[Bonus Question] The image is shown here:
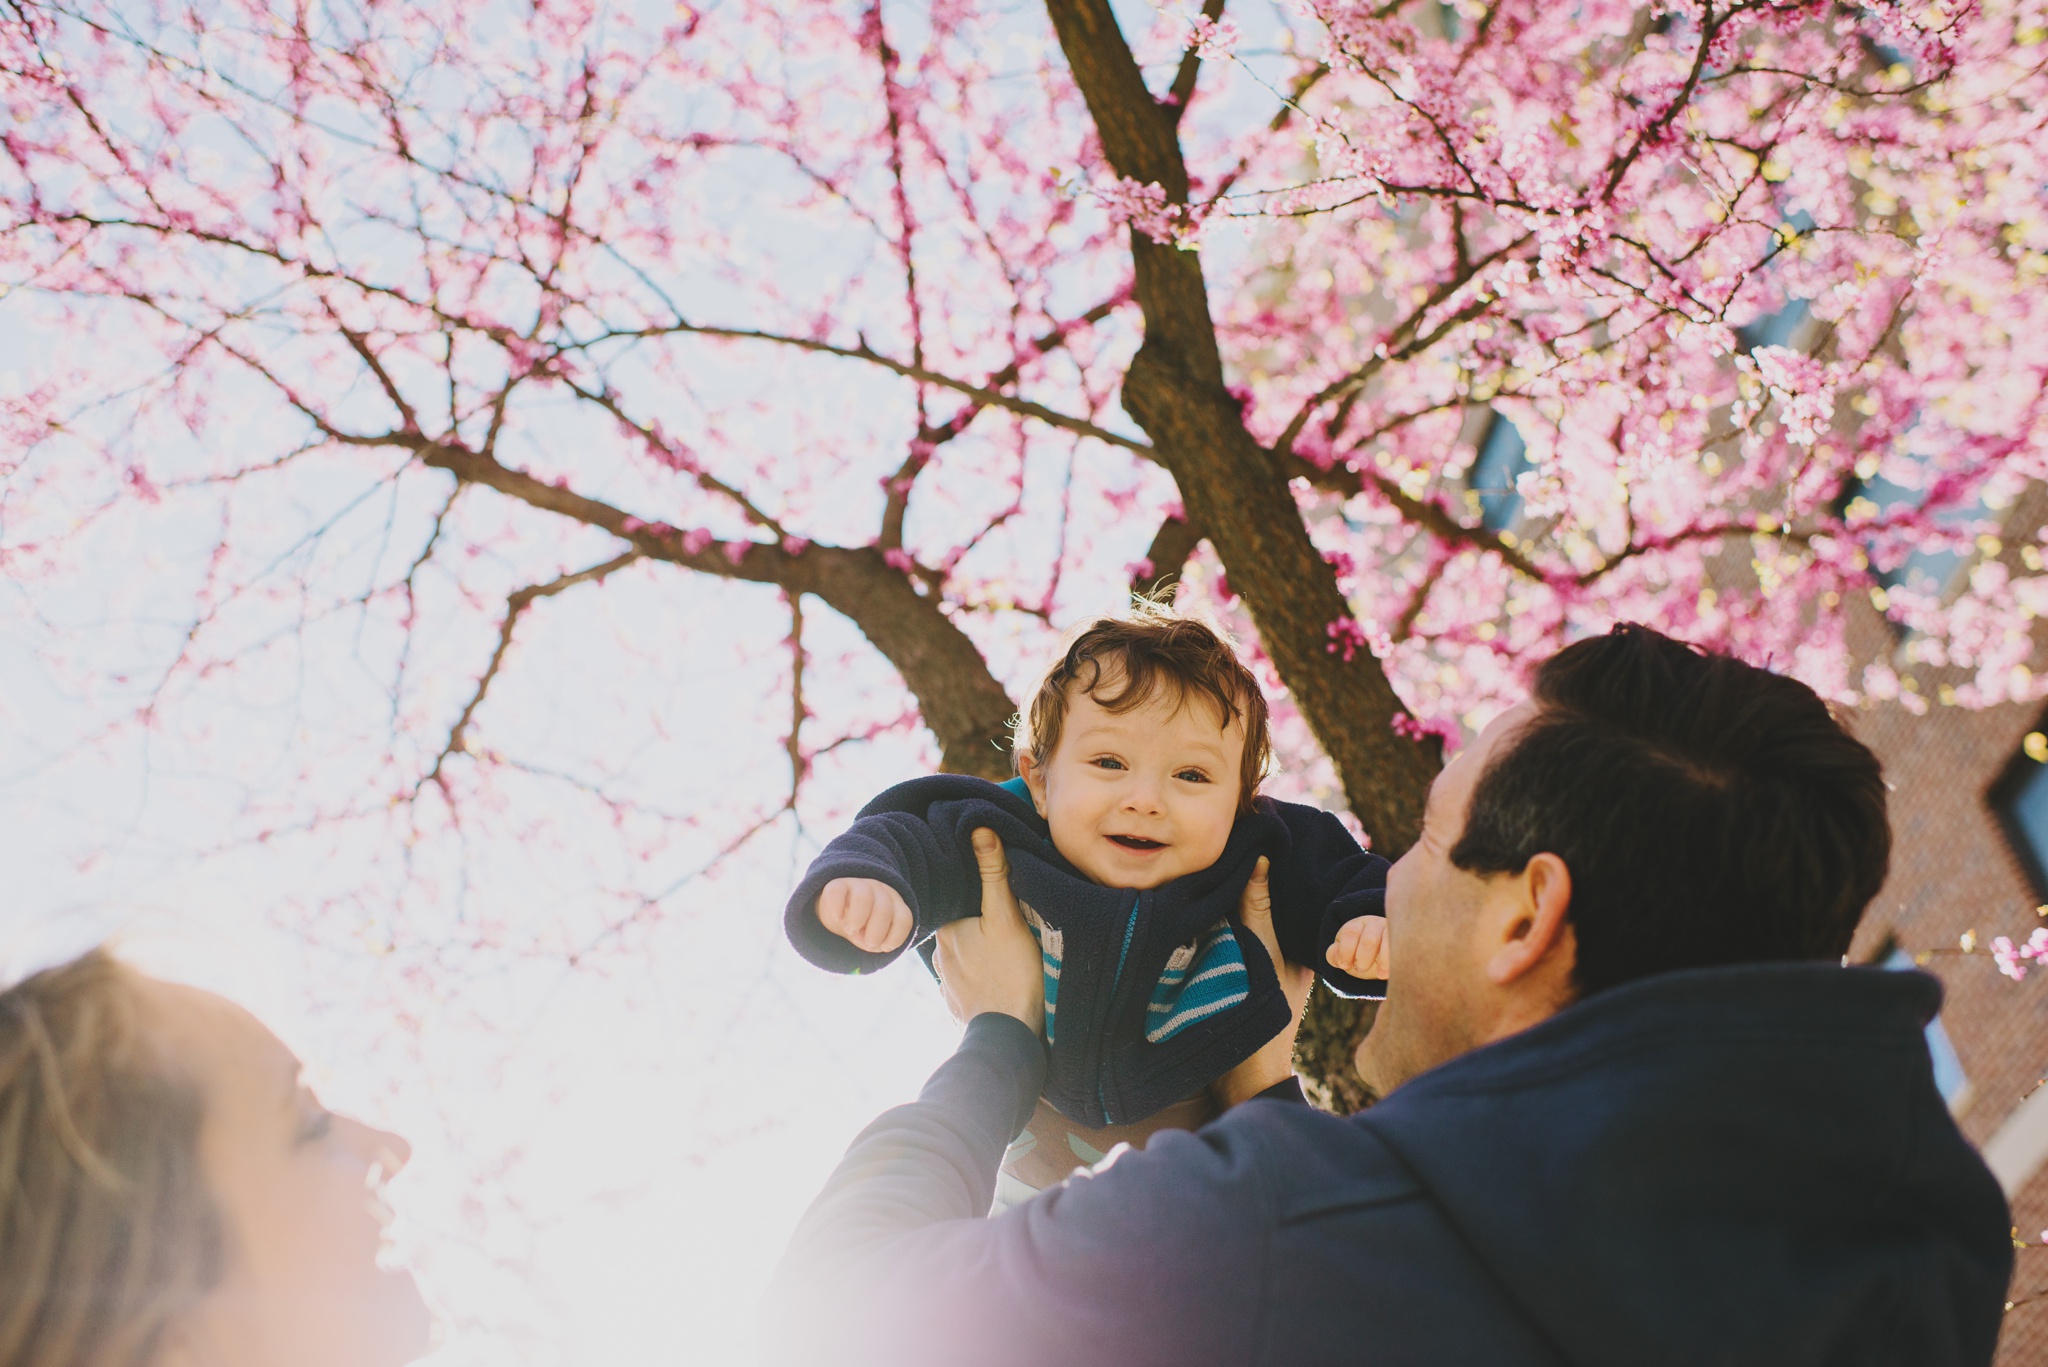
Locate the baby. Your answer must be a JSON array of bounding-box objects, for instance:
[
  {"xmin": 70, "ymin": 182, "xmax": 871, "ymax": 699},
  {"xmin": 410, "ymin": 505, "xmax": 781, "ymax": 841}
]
[{"xmin": 784, "ymin": 604, "xmax": 1392, "ymax": 1188}]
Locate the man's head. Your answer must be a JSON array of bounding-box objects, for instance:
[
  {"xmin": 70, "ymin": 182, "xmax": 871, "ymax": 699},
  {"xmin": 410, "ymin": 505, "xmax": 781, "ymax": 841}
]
[
  {"xmin": 1357, "ymin": 623, "xmax": 1891, "ymax": 1095},
  {"xmin": 1016, "ymin": 603, "xmax": 1271, "ymax": 889}
]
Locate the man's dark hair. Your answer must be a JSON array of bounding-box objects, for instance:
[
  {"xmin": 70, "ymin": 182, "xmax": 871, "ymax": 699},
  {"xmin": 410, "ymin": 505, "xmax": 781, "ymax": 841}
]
[{"xmin": 1451, "ymin": 623, "xmax": 1890, "ymax": 996}]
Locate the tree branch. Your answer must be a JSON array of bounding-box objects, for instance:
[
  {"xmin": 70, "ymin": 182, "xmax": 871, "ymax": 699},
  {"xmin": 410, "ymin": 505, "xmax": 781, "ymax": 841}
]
[
  {"xmin": 52, "ymin": 211, "xmax": 1144, "ymax": 460},
  {"xmin": 1131, "ymin": 511, "xmax": 1204, "ymax": 601},
  {"xmin": 392, "ymin": 435, "xmax": 1017, "ymax": 778},
  {"xmin": 555, "ymin": 375, "xmax": 789, "ymax": 536},
  {"xmin": 884, "ymin": 295, "xmax": 1128, "ymax": 547},
  {"xmin": 1041, "ymin": 0, "xmax": 1451, "ymax": 1112},
  {"xmin": 1392, "ymin": 541, "xmax": 1453, "ymax": 642},
  {"xmin": 600, "ymin": 320, "xmax": 1152, "ymax": 455},
  {"xmin": 1164, "ymin": 0, "xmax": 1228, "ymax": 122},
  {"xmin": 422, "ymin": 551, "xmax": 642, "ymax": 796},
  {"xmin": 785, "ymin": 590, "xmax": 809, "ymax": 800},
  {"xmin": 1044, "ymin": 0, "xmax": 1439, "ymax": 859},
  {"xmin": 1273, "ymin": 232, "xmax": 1532, "ymax": 458},
  {"xmin": 1348, "ymin": 463, "xmax": 1547, "ymax": 579}
]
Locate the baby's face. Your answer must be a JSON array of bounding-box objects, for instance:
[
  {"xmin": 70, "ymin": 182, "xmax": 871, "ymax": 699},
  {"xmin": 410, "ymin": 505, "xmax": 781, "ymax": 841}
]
[{"xmin": 1020, "ymin": 679, "xmax": 1245, "ymax": 890}]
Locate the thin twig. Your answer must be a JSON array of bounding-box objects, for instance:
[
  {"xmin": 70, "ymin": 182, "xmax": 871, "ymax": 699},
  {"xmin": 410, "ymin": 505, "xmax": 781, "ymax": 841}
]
[
  {"xmin": 421, "ymin": 551, "xmax": 642, "ymax": 796},
  {"xmin": 785, "ymin": 591, "xmax": 807, "ymax": 802}
]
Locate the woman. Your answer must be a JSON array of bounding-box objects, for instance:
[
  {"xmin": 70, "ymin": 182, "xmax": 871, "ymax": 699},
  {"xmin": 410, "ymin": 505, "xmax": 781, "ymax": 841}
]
[{"xmin": 0, "ymin": 948, "xmax": 432, "ymax": 1367}]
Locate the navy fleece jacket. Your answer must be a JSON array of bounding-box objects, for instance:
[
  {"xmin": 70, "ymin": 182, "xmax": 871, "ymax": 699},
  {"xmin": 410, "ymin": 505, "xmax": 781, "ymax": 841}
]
[
  {"xmin": 785, "ymin": 775, "xmax": 1389, "ymax": 1126},
  {"xmin": 765, "ymin": 963, "xmax": 2012, "ymax": 1367}
]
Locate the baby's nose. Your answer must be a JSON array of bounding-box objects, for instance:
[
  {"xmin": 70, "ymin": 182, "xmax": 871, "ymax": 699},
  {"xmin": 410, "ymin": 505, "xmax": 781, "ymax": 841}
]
[{"xmin": 1121, "ymin": 775, "xmax": 1164, "ymax": 811}]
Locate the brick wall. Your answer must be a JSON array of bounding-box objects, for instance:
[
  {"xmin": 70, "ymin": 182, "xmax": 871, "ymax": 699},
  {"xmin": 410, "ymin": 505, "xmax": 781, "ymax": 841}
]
[{"xmin": 1844, "ymin": 630, "xmax": 2048, "ymax": 1361}]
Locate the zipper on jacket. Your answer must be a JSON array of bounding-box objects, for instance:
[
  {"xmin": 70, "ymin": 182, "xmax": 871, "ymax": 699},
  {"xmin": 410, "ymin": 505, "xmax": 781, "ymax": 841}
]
[{"xmin": 1097, "ymin": 890, "xmax": 1142, "ymax": 1125}]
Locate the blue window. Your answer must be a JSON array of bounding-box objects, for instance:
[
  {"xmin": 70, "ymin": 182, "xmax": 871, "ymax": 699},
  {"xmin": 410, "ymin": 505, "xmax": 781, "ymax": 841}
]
[
  {"xmin": 1736, "ymin": 297, "xmax": 1811, "ymax": 353},
  {"xmin": 1468, "ymin": 412, "xmax": 1531, "ymax": 532},
  {"xmin": 1734, "ymin": 212, "xmax": 1816, "ymax": 353},
  {"xmin": 1841, "ymin": 451, "xmax": 1969, "ymax": 598},
  {"xmin": 1996, "ymin": 731, "xmax": 2048, "ymax": 897},
  {"xmin": 1884, "ymin": 947, "xmax": 1972, "ymax": 1111}
]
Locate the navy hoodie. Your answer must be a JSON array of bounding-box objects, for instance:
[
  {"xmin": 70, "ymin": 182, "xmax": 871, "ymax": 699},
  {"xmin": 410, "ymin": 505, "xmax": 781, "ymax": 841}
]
[
  {"xmin": 765, "ymin": 963, "xmax": 2012, "ymax": 1367},
  {"xmin": 785, "ymin": 775, "xmax": 1390, "ymax": 1125}
]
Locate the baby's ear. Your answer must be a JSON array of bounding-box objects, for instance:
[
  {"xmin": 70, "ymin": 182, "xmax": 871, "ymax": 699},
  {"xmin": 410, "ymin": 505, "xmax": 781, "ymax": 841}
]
[{"xmin": 1016, "ymin": 751, "xmax": 1051, "ymax": 818}]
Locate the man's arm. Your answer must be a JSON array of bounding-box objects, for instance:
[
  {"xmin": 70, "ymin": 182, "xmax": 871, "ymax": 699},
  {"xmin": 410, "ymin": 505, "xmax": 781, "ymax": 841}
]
[
  {"xmin": 775, "ymin": 1011, "xmax": 1046, "ymax": 1269},
  {"xmin": 764, "ymin": 830, "xmax": 1281, "ymax": 1367},
  {"xmin": 763, "ymin": 1033, "xmax": 1279, "ymax": 1367},
  {"xmin": 785, "ymin": 843, "xmax": 1308, "ymax": 1259},
  {"xmin": 781, "ymin": 826, "xmax": 1050, "ymax": 1275}
]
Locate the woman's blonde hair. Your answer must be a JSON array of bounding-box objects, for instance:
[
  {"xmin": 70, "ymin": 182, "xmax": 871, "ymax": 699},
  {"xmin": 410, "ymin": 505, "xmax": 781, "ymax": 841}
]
[{"xmin": 0, "ymin": 949, "xmax": 224, "ymax": 1367}]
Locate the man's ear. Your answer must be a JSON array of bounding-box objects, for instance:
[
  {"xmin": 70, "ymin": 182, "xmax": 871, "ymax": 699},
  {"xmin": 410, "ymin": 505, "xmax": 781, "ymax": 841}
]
[
  {"xmin": 1484, "ymin": 852, "xmax": 1575, "ymax": 988},
  {"xmin": 1016, "ymin": 751, "xmax": 1051, "ymax": 819}
]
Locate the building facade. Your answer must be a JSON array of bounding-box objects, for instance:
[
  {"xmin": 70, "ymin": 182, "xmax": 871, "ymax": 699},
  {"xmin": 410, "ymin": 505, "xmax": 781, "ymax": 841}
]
[{"xmin": 1845, "ymin": 604, "xmax": 2048, "ymax": 1362}]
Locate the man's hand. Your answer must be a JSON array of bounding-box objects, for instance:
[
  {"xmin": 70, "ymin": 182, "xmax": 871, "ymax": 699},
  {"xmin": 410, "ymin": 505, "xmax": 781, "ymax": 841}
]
[
  {"xmin": 1213, "ymin": 857, "xmax": 1316, "ymax": 1109},
  {"xmin": 1326, "ymin": 914, "xmax": 1391, "ymax": 981},
  {"xmin": 932, "ymin": 829, "xmax": 1046, "ymax": 1035},
  {"xmin": 817, "ymin": 877, "xmax": 915, "ymax": 954}
]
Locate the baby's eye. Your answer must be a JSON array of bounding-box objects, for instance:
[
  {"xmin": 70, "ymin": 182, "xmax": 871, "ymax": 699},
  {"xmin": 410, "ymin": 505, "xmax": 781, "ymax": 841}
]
[
  {"xmin": 1090, "ymin": 756, "xmax": 1127, "ymax": 771},
  {"xmin": 1174, "ymin": 768, "xmax": 1211, "ymax": 784}
]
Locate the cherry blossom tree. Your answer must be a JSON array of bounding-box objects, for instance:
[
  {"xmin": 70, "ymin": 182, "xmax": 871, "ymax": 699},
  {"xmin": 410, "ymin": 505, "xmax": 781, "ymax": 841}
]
[{"xmin": 4, "ymin": 0, "xmax": 2047, "ymax": 1109}]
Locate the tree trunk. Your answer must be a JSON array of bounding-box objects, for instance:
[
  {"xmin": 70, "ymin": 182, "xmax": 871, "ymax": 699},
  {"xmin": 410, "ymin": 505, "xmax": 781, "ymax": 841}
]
[{"xmin": 1040, "ymin": 0, "xmax": 1441, "ymax": 1106}]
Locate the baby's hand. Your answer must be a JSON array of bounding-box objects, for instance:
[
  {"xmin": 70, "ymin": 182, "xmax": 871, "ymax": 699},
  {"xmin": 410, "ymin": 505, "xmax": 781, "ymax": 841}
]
[
  {"xmin": 1326, "ymin": 914, "xmax": 1391, "ymax": 981},
  {"xmin": 818, "ymin": 877, "xmax": 914, "ymax": 954}
]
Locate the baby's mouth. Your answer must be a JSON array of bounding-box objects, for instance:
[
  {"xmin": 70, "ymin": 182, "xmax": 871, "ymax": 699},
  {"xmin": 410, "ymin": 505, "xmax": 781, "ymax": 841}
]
[{"xmin": 1107, "ymin": 834, "xmax": 1166, "ymax": 851}]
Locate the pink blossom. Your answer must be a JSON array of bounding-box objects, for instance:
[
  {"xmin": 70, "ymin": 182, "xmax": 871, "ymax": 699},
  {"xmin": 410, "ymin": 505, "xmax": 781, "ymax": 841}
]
[
  {"xmin": 1743, "ymin": 348, "xmax": 1839, "ymax": 448},
  {"xmin": 1184, "ymin": 14, "xmax": 1240, "ymax": 62},
  {"xmin": 1326, "ymin": 616, "xmax": 1370, "ymax": 662},
  {"xmin": 4, "ymin": 0, "xmax": 2048, "ymax": 1143},
  {"xmin": 1391, "ymin": 712, "xmax": 1461, "ymax": 755},
  {"xmin": 1991, "ymin": 929, "xmax": 2048, "ymax": 981},
  {"xmin": 1096, "ymin": 177, "xmax": 1208, "ymax": 248}
]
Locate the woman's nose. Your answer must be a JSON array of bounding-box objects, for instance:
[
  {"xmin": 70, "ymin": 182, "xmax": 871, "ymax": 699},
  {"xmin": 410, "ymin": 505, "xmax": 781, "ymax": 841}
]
[{"xmin": 378, "ymin": 1128, "xmax": 413, "ymax": 1175}]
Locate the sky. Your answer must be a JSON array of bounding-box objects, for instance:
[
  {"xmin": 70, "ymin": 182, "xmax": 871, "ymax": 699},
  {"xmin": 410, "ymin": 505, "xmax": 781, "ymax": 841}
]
[
  {"xmin": 0, "ymin": 1, "xmax": 1322, "ymax": 1359},
  {"xmin": 0, "ymin": 552, "xmax": 971, "ymax": 1364}
]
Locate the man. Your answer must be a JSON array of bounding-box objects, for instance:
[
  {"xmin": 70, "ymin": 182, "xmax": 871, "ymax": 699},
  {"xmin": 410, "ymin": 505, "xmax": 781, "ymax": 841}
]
[{"xmin": 765, "ymin": 625, "xmax": 2013, "ymax": 1366}]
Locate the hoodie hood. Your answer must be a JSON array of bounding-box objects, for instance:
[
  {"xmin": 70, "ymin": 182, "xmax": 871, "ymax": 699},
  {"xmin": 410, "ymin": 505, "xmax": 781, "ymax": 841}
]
[{"xmin": 1360, "ymin": 962, "xmax": 2012, "ymax": 1367}]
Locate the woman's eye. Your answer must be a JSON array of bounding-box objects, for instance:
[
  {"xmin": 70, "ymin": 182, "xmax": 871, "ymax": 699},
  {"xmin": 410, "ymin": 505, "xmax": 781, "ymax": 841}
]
[{"xmin": 296, "ymin": 1106, "xmax": 334, "ymax": 1145}]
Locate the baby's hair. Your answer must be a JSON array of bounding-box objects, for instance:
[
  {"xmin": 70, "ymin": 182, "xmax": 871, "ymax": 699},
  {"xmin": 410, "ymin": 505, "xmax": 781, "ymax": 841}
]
[{"xmin": 1017, "ymin": 599, "xmax": 1272, "ymax": 811}]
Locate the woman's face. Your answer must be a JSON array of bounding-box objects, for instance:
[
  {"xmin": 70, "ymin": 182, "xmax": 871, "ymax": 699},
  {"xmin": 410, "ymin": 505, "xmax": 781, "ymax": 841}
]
[{"xmin": 142, "ymin": 980, "xmax": 434, "ymax": 1367}]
